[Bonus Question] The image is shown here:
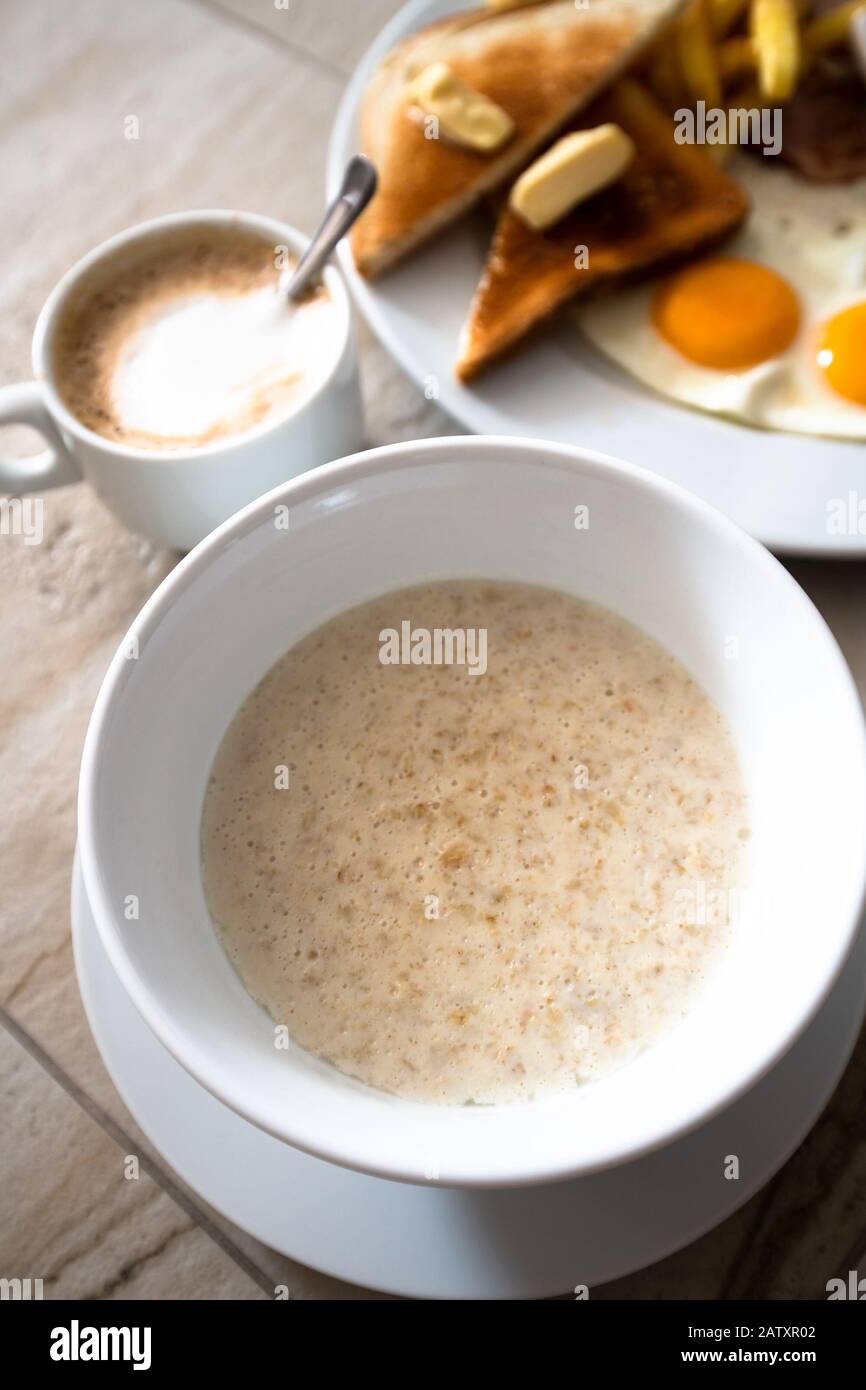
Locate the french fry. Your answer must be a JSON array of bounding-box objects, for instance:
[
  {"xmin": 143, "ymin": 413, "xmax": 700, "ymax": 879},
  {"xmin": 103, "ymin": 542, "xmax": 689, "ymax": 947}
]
[
  {"xmin": 646, "ymin": 43, "xmax": 685, "ymax": 109},
  {"xmin": 709, "ymin": 0, "xmax": 750, "ymax": 38},
  {"xmin": 750, "ymin": 0, "xmax": 801, "ymax": 101},
  {"xmin": 717, "ymin": 34, "xmax": 758, "ymax": 83},
  {"xmin": 804, "ymin": 0, "xmax": 866, "ymax": 55},
  {"xmin": 677, "ymin": 0, "xmax": 723, "ymax": 105},
  {"xmin": 853, "ymin": 7, "xmax": 866, "ymax": 77}
]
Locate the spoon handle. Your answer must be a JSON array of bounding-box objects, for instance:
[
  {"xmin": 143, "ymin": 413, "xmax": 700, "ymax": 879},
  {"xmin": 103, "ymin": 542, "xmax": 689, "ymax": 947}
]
[{"xmin": 283, "ymin": 155, "xmax": 378, "ymax": 301}]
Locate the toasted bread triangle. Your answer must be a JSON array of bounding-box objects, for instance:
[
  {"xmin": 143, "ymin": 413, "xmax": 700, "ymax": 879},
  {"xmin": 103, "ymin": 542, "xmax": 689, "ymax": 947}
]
[
  {"xmin": 352, "ymin": 0, "xmax": 685, "ymax": 279},
  {"xmin": 456, "ymin": 81, "xmax": 751, "ymax": 380}
]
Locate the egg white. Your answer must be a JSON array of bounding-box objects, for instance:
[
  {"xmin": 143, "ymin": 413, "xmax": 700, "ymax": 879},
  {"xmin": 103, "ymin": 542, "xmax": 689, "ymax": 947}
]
[{"xmin": 576, "ymin": 153, "xmax": 866, "ymax": 440}]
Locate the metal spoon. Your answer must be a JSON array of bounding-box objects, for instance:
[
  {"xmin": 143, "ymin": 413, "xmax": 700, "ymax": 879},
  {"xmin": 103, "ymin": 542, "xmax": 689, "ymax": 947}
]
[{"xmin": 281, "ymin": 155, "xmax": 378, "ymax": 301}]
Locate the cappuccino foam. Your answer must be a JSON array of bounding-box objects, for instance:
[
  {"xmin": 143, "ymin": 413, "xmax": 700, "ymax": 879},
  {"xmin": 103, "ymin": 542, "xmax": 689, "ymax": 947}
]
[{"xmin": 54, "ymin": 227, "xmax": 338, "ymax": 451}]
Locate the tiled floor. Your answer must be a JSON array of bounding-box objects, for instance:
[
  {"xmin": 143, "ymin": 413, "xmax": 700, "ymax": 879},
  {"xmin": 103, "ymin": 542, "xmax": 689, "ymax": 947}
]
[{"xmin": 1, "ymin": 0, "xmax": 865, "ymax": 1299}]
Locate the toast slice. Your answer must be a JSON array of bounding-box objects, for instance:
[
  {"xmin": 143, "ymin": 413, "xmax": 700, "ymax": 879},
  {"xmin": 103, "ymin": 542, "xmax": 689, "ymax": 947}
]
[
  {"xmin": 456, "ymin": 80, "xmax": 751, "ymax": 380},
  {"xmin": 352, "ymin": 0, "xmax": 685, "ymax": 279}
]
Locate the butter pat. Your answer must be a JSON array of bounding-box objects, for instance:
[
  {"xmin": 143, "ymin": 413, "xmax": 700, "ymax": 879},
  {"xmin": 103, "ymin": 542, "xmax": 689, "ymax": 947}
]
[
  {"xmin": 510, "ymin": 124, "xmax": 635, "ymax": 231},
  {"xmin": 410, "ymin": 62, "xmax": 515, "ymax": 153}
]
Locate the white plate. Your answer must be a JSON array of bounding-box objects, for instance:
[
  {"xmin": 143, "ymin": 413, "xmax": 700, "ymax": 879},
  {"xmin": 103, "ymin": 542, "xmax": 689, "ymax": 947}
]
[
  {"xmin": 73, "ymin": 852, "xmax": 866, "ymax": 1299},
  {"xmin": 328, "ymin": 0, "xmax": 866, "ymax": 557}
]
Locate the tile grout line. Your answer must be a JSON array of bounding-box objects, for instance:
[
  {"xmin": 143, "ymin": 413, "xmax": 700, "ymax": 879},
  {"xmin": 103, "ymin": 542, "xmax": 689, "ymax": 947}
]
[
  {"xmin": 183, "ymin": 0, "xmax": 350, "ymax": 83},
  {"xmin": 0, "ymin": 1005, "xmax": 278, "ymax": 1299}
]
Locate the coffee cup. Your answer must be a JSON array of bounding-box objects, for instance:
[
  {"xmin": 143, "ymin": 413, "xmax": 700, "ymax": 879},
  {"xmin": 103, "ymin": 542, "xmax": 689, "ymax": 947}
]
[{"xmin": 0, "ymin": 210, "xmax": 363, "ymax": 550}]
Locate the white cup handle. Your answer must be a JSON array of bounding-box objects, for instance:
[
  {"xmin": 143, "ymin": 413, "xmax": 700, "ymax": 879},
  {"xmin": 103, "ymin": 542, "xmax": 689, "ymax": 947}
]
[{"xmin": 0, "ymin": 382, "xmax": 81, "ymax": 491}]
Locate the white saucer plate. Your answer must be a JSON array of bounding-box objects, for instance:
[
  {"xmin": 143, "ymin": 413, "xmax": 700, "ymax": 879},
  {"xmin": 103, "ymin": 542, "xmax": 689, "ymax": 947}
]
[
  {"xmin": 328, "ymin": 0, "xmax": 866, "ymax": 557},
  {"xmin": 72, "ymin": 853, "xmax": 866, "ymax": 1299}
]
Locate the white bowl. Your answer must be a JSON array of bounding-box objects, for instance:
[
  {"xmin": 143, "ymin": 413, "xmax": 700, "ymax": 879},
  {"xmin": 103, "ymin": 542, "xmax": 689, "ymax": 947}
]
[{"xmin": 78, "ymin": 436, "xmax": 866, "ymax": 1188}]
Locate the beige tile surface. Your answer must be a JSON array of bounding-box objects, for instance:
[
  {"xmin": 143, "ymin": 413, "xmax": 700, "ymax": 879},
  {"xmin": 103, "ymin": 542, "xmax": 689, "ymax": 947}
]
[
  {"xmin": 4, "ymin": 911, "xmax": 381, "ymax": 1300},
  {"xmin": 0, "ymin": 1027, "xmax": 266, "ymax": 1299},
  {"xmin": 206, "ymin": 0, "xmax": 404, "ymax": 73},
  {"xmin": 1, "ymin": 0, "xmax": 866, "ymax": 1302}
]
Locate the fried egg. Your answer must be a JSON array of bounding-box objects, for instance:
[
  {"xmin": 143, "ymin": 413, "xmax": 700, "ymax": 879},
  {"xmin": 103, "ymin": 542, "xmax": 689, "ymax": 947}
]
[{"xmin": 577, "ymin": 153, "xmax": 866, "ymax": 439}]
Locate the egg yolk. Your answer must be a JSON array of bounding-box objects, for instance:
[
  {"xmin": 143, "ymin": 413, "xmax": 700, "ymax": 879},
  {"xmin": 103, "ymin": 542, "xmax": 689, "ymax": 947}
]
[
  {"xmin": 651, "ymin": 258, "xmax": 800, "ymax": 370},
  {"xmin": 817, "ymin": 302, "xmax": 866, "ymax": 407}
]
